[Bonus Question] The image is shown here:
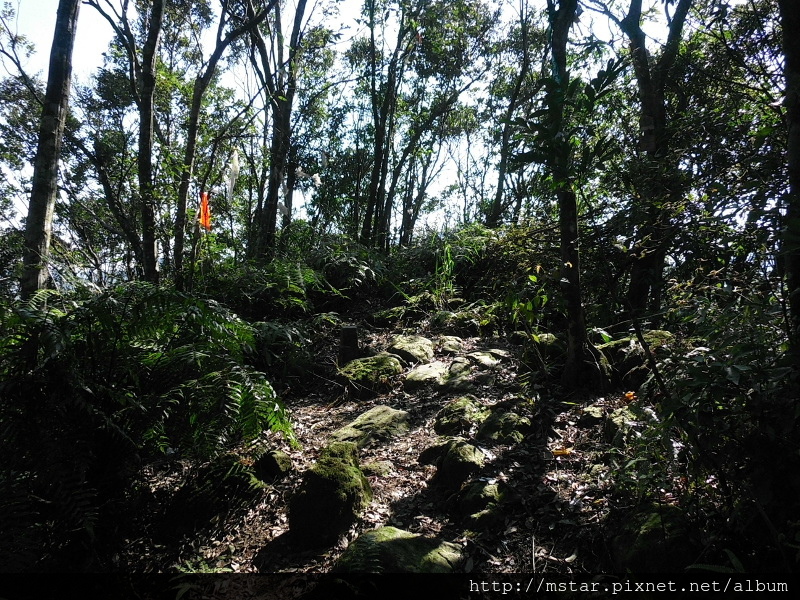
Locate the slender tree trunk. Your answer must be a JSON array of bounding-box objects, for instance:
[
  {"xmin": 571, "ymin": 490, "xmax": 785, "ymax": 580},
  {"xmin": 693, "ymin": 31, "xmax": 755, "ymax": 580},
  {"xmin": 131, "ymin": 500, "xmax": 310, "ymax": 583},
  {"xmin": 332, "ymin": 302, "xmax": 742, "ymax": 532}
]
[
  {"xmin": 779, "ymin": 0, "xmax": 800, "ymax": 371},
  {"xmin": 20, "ymin": 0, "xmax": 81, "ymax": 299},
  {"xmin": 249, "ymin": 0, "xmax": 306, "ymax": 260},
  {"xmin": 137, "ymin": 0, "xmax": 165, "ymax": 284},
  {"xmin": 174, "ymin": 0, "xmax": 276, "ymax": 286},
  {"xmin": 361, "ymin": 0, "xmax": 410, "ymax": 247},
  {"xmin": 487, "ymin": 9, "xmax": 530, "ymax": 229},
  {"xmin": 546, "ymin": 0, "xmax": 601, "ymax": 388}
]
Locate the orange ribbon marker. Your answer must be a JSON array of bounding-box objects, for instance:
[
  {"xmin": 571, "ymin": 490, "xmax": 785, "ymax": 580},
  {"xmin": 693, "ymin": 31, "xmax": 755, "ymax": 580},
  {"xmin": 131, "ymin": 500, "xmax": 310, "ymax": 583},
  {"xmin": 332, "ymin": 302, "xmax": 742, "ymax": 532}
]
[{"xmin": 199, "ymin": 191, "xmax": 211, "ymax": 231}]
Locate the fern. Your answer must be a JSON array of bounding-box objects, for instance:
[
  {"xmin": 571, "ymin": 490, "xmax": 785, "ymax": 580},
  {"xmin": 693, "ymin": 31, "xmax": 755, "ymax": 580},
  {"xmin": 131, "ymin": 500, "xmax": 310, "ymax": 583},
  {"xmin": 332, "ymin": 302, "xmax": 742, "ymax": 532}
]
[{"xmin": 0, "ymin": 283, "xmax": 296, "ymax": 569}]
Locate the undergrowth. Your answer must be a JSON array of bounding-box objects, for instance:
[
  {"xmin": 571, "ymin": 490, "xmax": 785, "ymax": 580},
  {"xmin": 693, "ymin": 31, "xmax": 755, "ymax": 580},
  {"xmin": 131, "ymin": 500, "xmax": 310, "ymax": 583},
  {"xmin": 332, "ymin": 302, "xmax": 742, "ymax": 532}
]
[{"xmin": 0, "ymin": 283, "xmax": 294, "ymax": 571}]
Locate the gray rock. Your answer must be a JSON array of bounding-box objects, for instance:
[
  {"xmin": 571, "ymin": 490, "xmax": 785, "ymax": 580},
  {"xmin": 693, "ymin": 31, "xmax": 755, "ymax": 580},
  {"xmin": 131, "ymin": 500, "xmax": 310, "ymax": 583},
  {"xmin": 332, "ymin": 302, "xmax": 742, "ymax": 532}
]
[
  {"xmin": 404, "ymin": 361, "xmax": 448, "ymax": 390},
  {"xmin": 388, "ymin": 335, "xmax": 435, "ymax": 364}
]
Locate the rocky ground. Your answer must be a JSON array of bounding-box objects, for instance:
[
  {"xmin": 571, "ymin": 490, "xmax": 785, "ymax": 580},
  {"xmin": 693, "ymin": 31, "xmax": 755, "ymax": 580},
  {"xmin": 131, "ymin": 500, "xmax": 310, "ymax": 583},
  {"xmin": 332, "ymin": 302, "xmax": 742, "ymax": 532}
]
[{"xmin": 125, "ymin": 320, "xmax": 686, "ymax": 580}]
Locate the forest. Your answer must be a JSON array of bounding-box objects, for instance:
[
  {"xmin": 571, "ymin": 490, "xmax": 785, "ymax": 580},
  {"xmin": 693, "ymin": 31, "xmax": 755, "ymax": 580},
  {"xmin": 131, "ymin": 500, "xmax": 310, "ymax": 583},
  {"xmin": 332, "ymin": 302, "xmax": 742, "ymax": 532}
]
[{"xmin": 1, "ymin": 0, "xmax": 799, "ymax": 587}]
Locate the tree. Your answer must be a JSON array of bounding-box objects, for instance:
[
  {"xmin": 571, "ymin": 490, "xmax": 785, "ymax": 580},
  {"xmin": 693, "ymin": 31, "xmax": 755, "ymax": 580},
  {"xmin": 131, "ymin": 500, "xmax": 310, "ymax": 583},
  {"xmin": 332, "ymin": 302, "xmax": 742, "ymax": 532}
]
[
  {"xmin": 545, "ymin": 0, "xmax": 601, "ymax": 387},
  {"xmin": 778, "ymin": 0, "xmax": 800, "ymax": 372},
  {"xmin": 248, "ymin": 0, "xmax": 308, "ymax": 261},
  {"xmin": 173, "ymin": 0, "xmax": 277, "ymax": 285},
  {"xmin": 588, "ymin": 0, "xmax": 693, "ymax": 320},
  {"xmin": 87, "ymin": 0, "xmax": 167, "ymax": 283},
  {"xmin": 484, "ymin": 0, "xmax": 536, "ymax": 228},
  {"xmin": 20, "ymin": 0, "xmax": 81, "ymax": 299}
]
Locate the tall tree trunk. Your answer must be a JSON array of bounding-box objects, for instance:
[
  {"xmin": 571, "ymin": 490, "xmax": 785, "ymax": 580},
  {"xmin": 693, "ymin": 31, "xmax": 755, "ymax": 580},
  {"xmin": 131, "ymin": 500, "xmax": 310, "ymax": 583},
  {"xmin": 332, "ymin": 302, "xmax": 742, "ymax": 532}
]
[
  {"xmin": 20, "ymin": 0, "xmax": 81, "ymax": 299},
  {"xmin": 779, "ymin": 0, "xmax": 800, "ymax": 371},
  {"xmin": 546, "ymin": 0, "xmax": 600, "ymax": 388},
  {"xmin": 616, "ymin": 0, "xmax": 692, "ymax": 319},
  {"xmin": 361, "ymin": 0, "xmax": 410, "ymax": 247},
  {"xmin": 249, "ymin": 0, "xmax": 307, "ymax": 261},
  {"xmin": 137, "ymin": 0, "xmax": 165, "ymax": 284}
]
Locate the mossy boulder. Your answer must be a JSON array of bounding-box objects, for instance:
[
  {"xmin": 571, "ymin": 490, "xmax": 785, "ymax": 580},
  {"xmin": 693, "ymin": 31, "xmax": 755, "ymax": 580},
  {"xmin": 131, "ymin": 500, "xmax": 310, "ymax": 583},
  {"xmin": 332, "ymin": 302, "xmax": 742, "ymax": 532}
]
[
  {"xmin": 611, "ymin": 504, "xmax": 696, "ymax": 572},
  {"xmin": 434, "ymin": 395, "xmax": 490, "ymax": 435},
  {"xmin": 476, "ymin": 410, "xmax": 532, "ymax": 445},
  {"xmin": 578, "ymin": 405, "xmax": 605, "ymax": 428},
  {"xmin": 441, "ymin": 357, "xmax": 475, "ymax": 392},
  {"xmin": 598, "ymin": 330, "xmax": 675, "ymax": 387},
  {"xmin": 362, "ymin": 460, "xmax": 393, "ymax": 476},
  {"xmin": 404, "ymin": 361, "xmax": 448, "ymax": 390},
  {"xmin": 438, "ymin": 335, "xmax": 465, "ymax": 355},
  {"xmin": 388, "ymin": 335, "xmax": 435, "ymax": 364},
  {"xmin": 430, "ymin": 310, "xmax": 480, "ymax": 336},
  {"xmin": 427, "ymin": 438, "xmax": 486, "ymax": 492},
  {"xmin": 339, "ymin": 352, "xmax": 403, "ymax": 395},
  {"xmin": 458, "ymin": 480, "xmax": 514, "ymax": 515},
  {"xmin": 328, "ymin": 405, "xmax": 410, "ymax": 449},
  {"xmin": 253, "ymin": 450, "xmax": 293, "ymax": 482},
  {"xmin": 467, "ymin": 351, "xmax": 502, "ymax": 368},
  {"xmin": 536, "ymin": 333, "xmax": 565, "ymax": 360},
  {"xmin": 333, "ymin": 526, "xmax": 464, "ymax": 573},
  {"xmin": 288, "ymin": 442, "xmax": 372, "ymax": 547}
]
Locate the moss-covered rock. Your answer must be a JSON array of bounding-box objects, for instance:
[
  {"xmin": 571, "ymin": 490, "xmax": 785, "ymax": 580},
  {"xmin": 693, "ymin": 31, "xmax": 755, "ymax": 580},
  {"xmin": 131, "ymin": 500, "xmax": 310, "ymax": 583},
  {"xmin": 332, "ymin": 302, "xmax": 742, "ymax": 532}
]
[
  {"xmin": 404, "ymin": 361, "xmax": 448, "ymax": 390},
  {"xmin": 429, "ymin": 438, "xmax": 486, "ymax": 491},
  {"xmin": 464, "ymin": 507, "xmax": 506, "ymax": 530},
  {"xmin": 536, "ymin": 333, "xmax": 565, "ymax": 360},
  {"xmin": 339, "ymin": 352, "xmax": 404, "ymax": 396},
  {"xmin": 362, "ymin": 460, "xmax": 394, "ymax": 476},
  {"xmin": 319, "ymin": 440, "xmax": 361, "ymax": 463},
  {"xmin": 288, "ymin": 442, "xmax": 372, "ymax": 547},
  {"xmin": 467, "ymin": 351, "xmax": 501, "ymax": 368},
  {"xmin": 253, "ymin": 449, "xmax": 293, "ymax": 482},
  {"xmin": 458, "ymin": 480, "xmax": 508, "ymax": 515},
  {"xmin": 578, "ymin": 405, "xmax": 605, "ymax": 428},
  {"xmin": 434, "ymin": 395, "xmax": 490, "ymax": 435},
  {"xmin": 476, "ymin": 410, "xmax": 532, "ymax": 445},
  {"xmin": 440, "ymin": 357, "xmax": 475, "ymax": 392},
  {"xmin": 388, "ymin": 335, "xmax": 435, "ymax": 364},
  {"xmin": 333, "ymin": 526, "xmax": 464, "ymax": 573},
  {"xmin": 611, "ymin": 504, "xmax": 696, "ymax": 572},
  {"xmin": 604, "ymin": 406, "xmax": 637, "ymax": 447},
  {"xmin": 438, "ymin": 335, "xmax": 465, "ymax": 355},
  {"xmin": 598, "ymin": 330, "xmax": 675, "ymax": 387},
  {"xmin": 328, "ymin": 405, "xmax": 410, "ymax": 449},
  {"xmin": 430, "ymin": 310, "xmax": 480, "ymax": 336}
]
